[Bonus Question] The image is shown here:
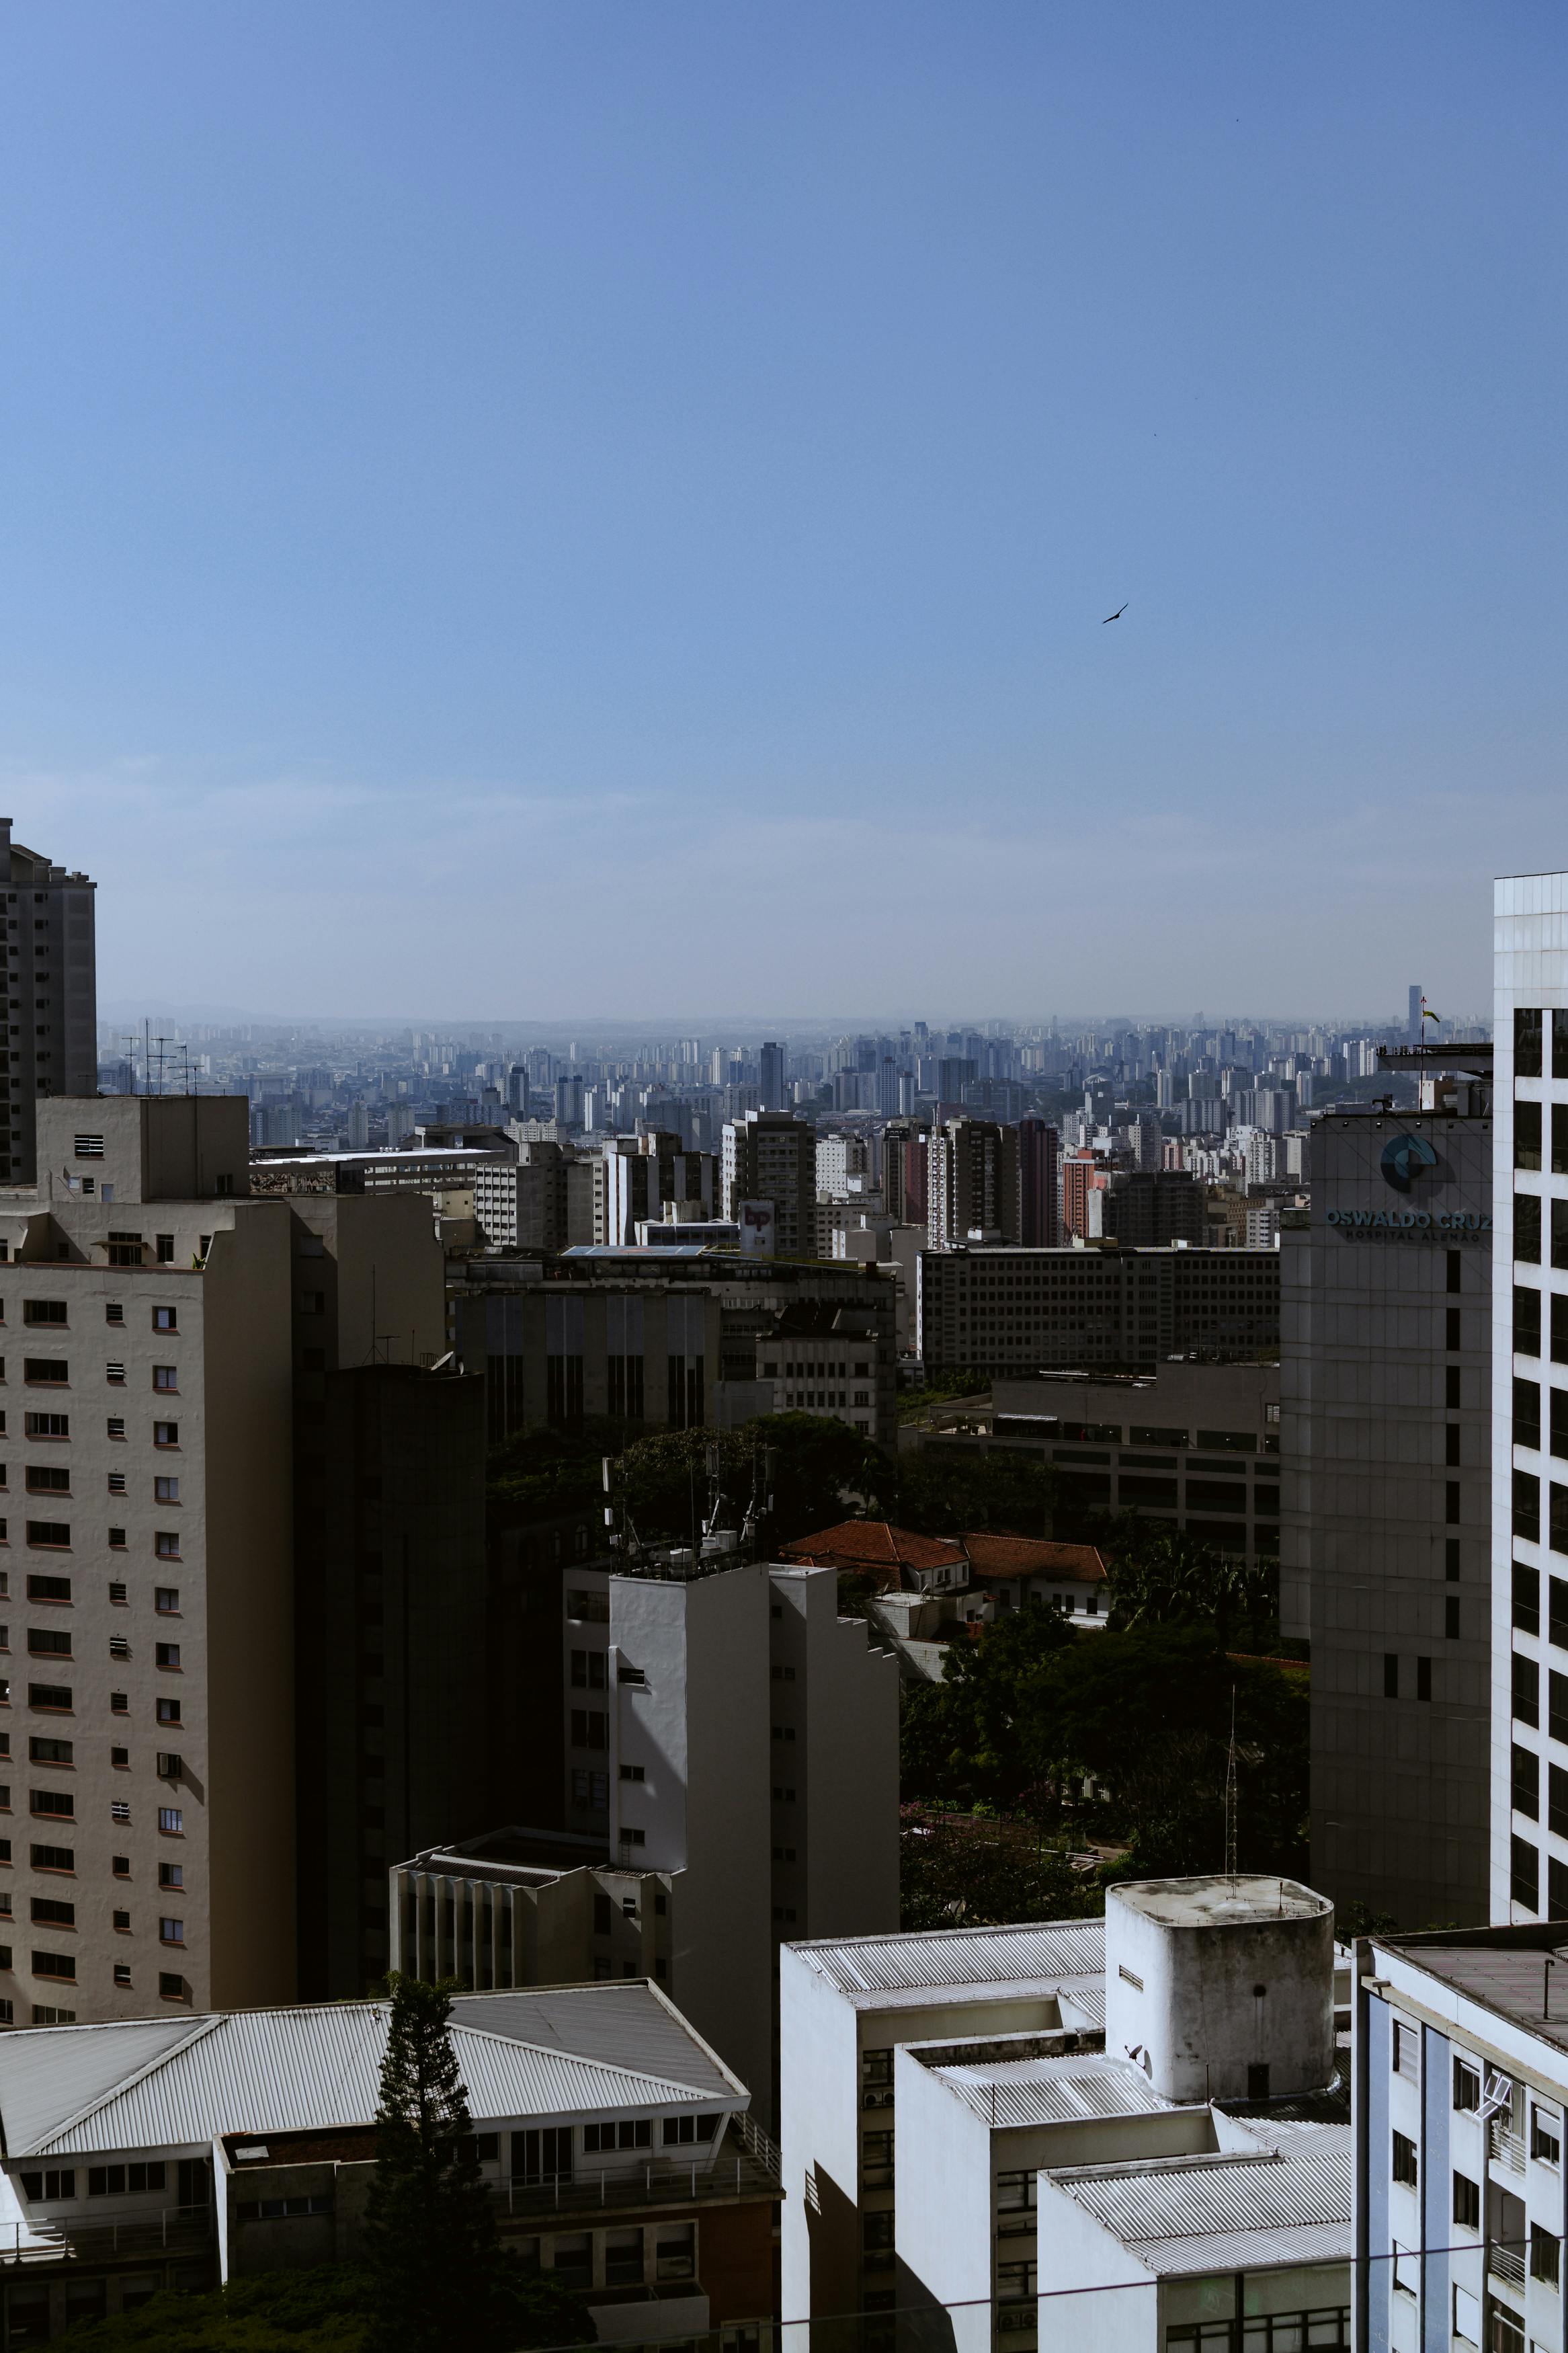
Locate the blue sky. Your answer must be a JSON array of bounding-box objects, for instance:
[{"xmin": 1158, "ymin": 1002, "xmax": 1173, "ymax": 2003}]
[{"xmin": 0, "ymin": 2, "xmax": 1561, "ymax": 1023}]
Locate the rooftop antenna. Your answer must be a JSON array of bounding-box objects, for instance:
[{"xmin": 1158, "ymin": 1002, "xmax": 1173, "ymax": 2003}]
[{"xmin": 1224, "ymin": 1685, "xmax": 1239, "ymax": 1881}]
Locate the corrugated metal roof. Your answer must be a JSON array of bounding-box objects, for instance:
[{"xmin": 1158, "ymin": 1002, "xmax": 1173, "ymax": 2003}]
[
  {"xmin": 450, "ymin": 1987, "xmax": 739, "ymax": 2100},
  {"xmin": 937, "ymin": 2055, "xmax": 1171, "ymax": 2129},
  {"xmin": 799, "ymin": 1919, "xmax": 1104, "ymax": 1998},
  {"xmin": 1053, "ymin": 2128, "xmax": 1352, "ymax": 2275},
  {"xmin": 3, "ymin": 1984, "xmax": 737, "ymax": 2160}
]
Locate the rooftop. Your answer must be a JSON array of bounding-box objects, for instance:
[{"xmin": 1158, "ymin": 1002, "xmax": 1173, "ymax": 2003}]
[
  {"xmin": 961, "ymin": 1534, "xmax": 1107, "ymax": 1584},
  {"xmin": 780, "ymin": 1522, "xmax": 965, "ymax": 1581},
  {"xmin": 0, "ymin": 1983, "xmax": 743, "ymax": 2161},
  {"xmin": 789, "ymin": 1917, "xmax": 1104, "ymax": 2006},
  {"xmin": 1046, "ymin": 2120, "xmax": 1352, "ymax": 2279},
  {"xmin": 1112, "ymin": 1876, "xmax": 1330, "ymax": 1929},
  {"xmin": 1371, "ymin": 1923, "xmax": 1568, "ymax": 2058},
  {"xmin": 929, "ymin": 2050, "xmax": 1175, "ymax": 2131}
]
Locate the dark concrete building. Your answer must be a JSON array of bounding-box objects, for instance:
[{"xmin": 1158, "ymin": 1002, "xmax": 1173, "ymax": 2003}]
[{"xmin": 1281, "ymin": 1053, "xmax": 1493, "ymax": 1929}]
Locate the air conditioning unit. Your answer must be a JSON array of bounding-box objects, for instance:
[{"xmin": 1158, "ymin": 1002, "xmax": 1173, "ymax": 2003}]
[{"xmin": 156, "ymin": 1752, "xmax": 183, "ymax": 1781}]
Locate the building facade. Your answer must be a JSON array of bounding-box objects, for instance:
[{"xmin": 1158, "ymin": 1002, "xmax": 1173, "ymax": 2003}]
[
  {"xmin": 1493, "ymin": 873, "xmax": 1568, "ymax": 1925},
  {"xmin": 916, "ymin": 1245, "xmax": 1280, "ymax": 1380},
  {"xmin": 0, "ymin": 820, "xmax": 96, "ymax": 1187},
  {"xmin": 1282, "ymin": 1073, "xmax": 1493, "ymax": 1930},
  {"xmin": 720, "ymin": 1114, "xmax": 817, "ymax": 1261}
]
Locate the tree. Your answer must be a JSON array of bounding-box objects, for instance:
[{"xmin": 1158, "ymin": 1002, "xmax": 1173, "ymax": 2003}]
[
  {"xmin": 616, "ymin": 1414, "xmax": 881, "ymax": 1546},
  {"xmin": 876, "ymin": 1447, "xmax": 1057, "ymax": 1540},
  {"xmin": 363, "ymin": 1975, "xmax": 524, "ymax": 2353},
  {"xmin": 52, "ymin": 2266, "xmax": 372, "ymax": 2349},
  {"xmin": 1104, "ymin": 1525, "xmax": 1272, "ymax": 1642},
  {"xmin": 900, "ymin": 1805, "xmax": 1097, "ymax": 1931},
  {"xmin": 1020, "ymin": 1627, "xmax": 1308, "ymax": 1880},
  {"xmin": 900, "ymin": 1605, "xmax": 1078, "ymax": 1812},
  {"xmin": 487, "ymin": 1417, "xmax": 633, "ymax": 1525}
]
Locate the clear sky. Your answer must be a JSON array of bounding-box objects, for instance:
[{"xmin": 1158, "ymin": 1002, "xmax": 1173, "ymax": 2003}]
[{"xmin": 1, "ymin": 2, "xmax": 1561, "ymax": 1023}]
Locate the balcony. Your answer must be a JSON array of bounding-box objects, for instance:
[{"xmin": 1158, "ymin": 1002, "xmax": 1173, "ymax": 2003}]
[
  {"xmin": 0, "ymin": 2202, "xmax": 214, "ymax": 2267},
  {"xmin": 492, "ymin": 2116, "xmax": 782, "ymax": 2227},
  {"xmin": 1489, "ymin": 2239, "xmax": 1526, "ymax": 2292}
]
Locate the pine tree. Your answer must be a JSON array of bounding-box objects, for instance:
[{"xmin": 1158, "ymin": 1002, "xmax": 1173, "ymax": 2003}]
[{"xmin": 362, "ymin": 1972, "xmax": 513, "ymax": 2353}]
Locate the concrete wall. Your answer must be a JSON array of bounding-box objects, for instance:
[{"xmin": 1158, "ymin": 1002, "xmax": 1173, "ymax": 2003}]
[
  {"xmin": 1034, "ymin": 2185, "xmax": 1154, "ymax": 2353},
  {"xmin": 1104, "ymin": 1881, "xmax": 1335, "ymax": 2104},
  {"xmin": 893, "ymin": 2047, "xmax": 995, "ymax": 2353},
  {"xmin": 778, "ymin": 1946, "xmax": 864, "ymax": 2348},
  {"xmin": 770, "ymin": 1566, "xmax": 901, "ymax": 1948}
]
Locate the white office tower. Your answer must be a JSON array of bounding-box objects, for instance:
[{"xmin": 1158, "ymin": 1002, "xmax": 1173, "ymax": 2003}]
[
  {"xmin": 0, "ymin": 822, "xmax": 96, "ymax": 1184},
  {"xmin": 1493, "ymin": 873, "xmax": 1568, "ymax": 1921}
]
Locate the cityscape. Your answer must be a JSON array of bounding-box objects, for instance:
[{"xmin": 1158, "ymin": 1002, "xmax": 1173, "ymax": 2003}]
[{"xmin": 0, "ymin": 5, "xmax": 1556, "ymax": 2352}]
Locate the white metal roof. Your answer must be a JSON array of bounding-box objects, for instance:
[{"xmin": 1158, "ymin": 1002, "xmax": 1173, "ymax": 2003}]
[
  {"xmin": 792, "ymin": 1919, "xmax": 1105, "ymax": 2003},
  {"xmin": 934, "ymin": 2053, "xmax": 1173, "ymax": 2130},
  {"xmin": 1048, "ymin": 2127, "xmax": 1352, "ymax": 2278},
  {"xmin": 0, "ymin": 1983, "xmax": 743, "ymax": 2161}
]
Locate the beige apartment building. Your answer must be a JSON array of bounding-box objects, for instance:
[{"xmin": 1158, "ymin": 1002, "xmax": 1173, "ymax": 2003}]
[{"xmin": 0, "ymin": 1094, "xmax": 440, "ymax": 2028}]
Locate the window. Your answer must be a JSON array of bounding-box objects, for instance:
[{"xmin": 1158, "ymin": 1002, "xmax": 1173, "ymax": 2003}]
[
  {"xmin": 1532, "ymin": 2224, "xmax": 1561, "ymax": 2287},
  {"xmin": 154, "ymin": 1533, "xmax": 179, "ymax": 1560},
  {"xmin": 30, "ymin": 1899, "xmax": 73, "ymax": 1927},
  {"xmin": 26, "ymin": 1630, "xmax": 69, "ymax": 1658},
  {"xmin": 1383, "ymin": 1652, "xmax": 1399, "ymax": 1700},
  {"xmin": 110, "ymin": 1802, "xmax": 128, "ymax": 1825},
  {"xmin": 156, "ymin": 1699, "xmax": 180, "ymax": 1725},
  {"xmin": 28, "ymin": 1685, "xmax": 69, "ymax": 1712},
  {"xmin": 73, "ymin": 1137, "xmax": 103, "ymax": 1160},
  {"xmin": 152, "ymin": 1368, "xmax": 177, "ymax": 1392},
  {"xmin": 110, "ymin": 1691, "xmax": 127, "ymax": 1713},
  {"xmin": 29, "ymin": 1845, "xmax": 71, "ymax": 1871},
  {"xmin": 154, "ymin": 1477, "xmax": 178, "ymax": 1504},
  {"xmin": 29, "ymin": 1791, "xmax": 72, "ymax": 1819},
  {"xmin": 1392, "ymin": 2020, "xmax": 1417, "ymax": 2079},
  {"xmin": 155, "ymin": 1589, "xmax": 179, "ymax": 1615},
  {"xmin": 1453, "ymin": 2169, "xmax": 1480, "ymax": 2227},
  {"xmin": 158, "ymin": 1972, "xmax": 185, "ymax": 2000},
  {"xmin": 1513, "ymin": 1833, "xmax": 1540, "ymax": 1909},
  {"xmin": 112, "ymin": 1964, "xmax": 130, "ymax": 1987},
  {"xmin": 569, "ymin": 1649, "xmax": 606, "ymax": 1690},
  {"xmin": 619, "ymin": 1763, "xmax": 644, "ymax": 1782},
  {"xmin": 569, "ymin": 1710, "xmax": 606, "ymax": 1751},
  {"xmin": 159, "ymin": 1808, "xmax": 183, "ymax": 1835},
  {"xmin": 153, "ymin": 1306, "xmax": 175, "ymax": 1330},
  {"xmin": 158, "ymin": 1862, "xmax": 181, "ymax": 1889},
  {"xmin": 1518, "ymin": 1102, "xmax": 1544, "ymax": 1170},
  {"xmin": 1515, "ymin": 1653, "xmax": 1541, "ymax": 1726},
  {"xmin": 32, "ymin": 1950, "xmax": 75, "ymax": 1981},
  {"xmin": 153, "ymin": 1423, "xmax": 177, "ymax": 1448},
  {"xmin": 23, "ymin": 1414, "xmax": 67, "ymax": 1438},
  {"xmin": 107, "ymin": 1529, "xmax": 124, "ymax": 1550},
  {"xmin": 655, "ymin": 2225, "xmax": 695, "ymax": 2281},
  {"xmin": 104, "ymin": 1363, "xmax": 124, "ymax": 1385},
  {"xmin": 20, "ymin": 1305, "xmax": 65, "ymax": 1328},
  {"xmin": 24, "ymin": 1576, "xmax": 67, "ymax": 1604},
  {"xmin": 110, "ymin": 1747, "xmax": 126, "ymax": 1769},
  {"xmin": 1517, "ymin": 1289, "xmax": 1542, "ymax": 1359},
  {"xmin": 106, "ymin": 1421, "xmax": 123, "ymax": 1443},
  {"xmin": 158, "ymin": 1918, "xmax": 183, "ymax": 1944},
  {"xmin": 103, "ymin": 1304, "xmax": 122, "ymax": 1326},
  {"xmin": 86, "ymin": 2163, "xmax": 165, "ymax": 2198},
  {"xmin": 1534, "ymin": 2105, "xmax": 1562, "ymax": 2165},
  {"xmin": 1518, "ymin": 1379, "xmax": 1543, "ymax": 1449},
  {"xmin": 1514, "ymin": 1744, "xmax": 1540, "ymax": 1819},
  {"xmin": 1391, "ymin": 2131, "xmax": 1418, "ymax": 2187},
  {"xmin": 583, "ymin": 2119, "xmax": 652, "ymax": 2151},
  {"xmin": 106, "ymin": 1473, "xmax": 124, "ymax": 1497},
  {"xmin": 28, "ymin": 1739, "xmax": 69, "ymax": 1765},
  {"xmin": 155, "ymin": 1644, "xmax": 179, "ymax": 1670},
  {"xmin": 19, "ymin": 2170, "xmax": 75, "ymax": 2201},
  {"xmin": 1518, "ymin": 1195, "xmax": 1543, "ymax": 1263}
]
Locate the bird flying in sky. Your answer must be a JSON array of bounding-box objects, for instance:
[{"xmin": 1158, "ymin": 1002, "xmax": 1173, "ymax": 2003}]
[{"xmin": 1102, "ymin": 602, "xmax": 1128, "ymax": 623}]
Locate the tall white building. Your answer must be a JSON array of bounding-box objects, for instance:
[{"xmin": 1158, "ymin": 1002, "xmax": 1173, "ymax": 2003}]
[
  {"xmin": 1493, "ymin": 873, "xmax": 1568, "ymax": 1921},
  {"xmin": 393, "ymin": 1550, "xmax": 900, "ymax": 2125},
  {"xmin": 0, "ymin": 822, "xmax": 96, "ymax": 1185}
]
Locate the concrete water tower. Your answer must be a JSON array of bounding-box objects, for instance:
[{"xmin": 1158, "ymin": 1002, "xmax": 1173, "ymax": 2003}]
[{"xmin": 1104, "ymin": 1875, "xmax": 1335, "ymax": 2104}]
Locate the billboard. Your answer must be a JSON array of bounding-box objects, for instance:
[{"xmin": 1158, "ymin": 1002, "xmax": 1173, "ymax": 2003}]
[{"xmin": 738, "ymin": 1199, "xmax": 776, "ymax": 1257}]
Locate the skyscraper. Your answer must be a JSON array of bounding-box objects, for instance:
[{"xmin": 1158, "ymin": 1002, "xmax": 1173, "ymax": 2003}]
[
  {"xmin": 1016, "ymin": 1117, "xmax": 1060, "ymax": 1247},
  {"xmin": 0, "ymin": 820, "xmax": 97, "ymax": 1185},
  {"xmin": 759, "ymin": 1040, "xmax": 787, "ymax": 1113},
  {"xmin": 1409, "ymin": 983, "xmax": 1423, "ymax": 1042}
]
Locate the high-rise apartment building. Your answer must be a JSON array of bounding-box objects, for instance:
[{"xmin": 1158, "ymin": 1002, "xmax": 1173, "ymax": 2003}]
[
  {"xmin": 0, "ymin": 821, "xmax": 96, "ymax": 1185},
  {"xmin": 759, "ymin": 1041, "xmax": 787, "ymax": 1113},
  {"xmin": 720, "ymin": 1113, "xmax": 817, "ymax": 1260},
  {"xmin": 927, "ymin": 1119, "xmax": 1018, "ymax": 1249},
  {"xmin": 1282, "ymin": 1049, "xmax": 1493, "ymax": 1929},
  {"xmin": 1493, "ymin": 873, "xmax": 1568, "ymax": 1923},
  {"xmin": 0, "ymin": 1094, "xmax": 446, "ymax": 2028},
  {"xmin": 1016, "ymin": 1116, "xmax": 1059, "ymax": 1247}
]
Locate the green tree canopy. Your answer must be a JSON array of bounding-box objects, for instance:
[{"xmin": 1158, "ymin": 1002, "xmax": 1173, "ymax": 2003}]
[
  {"xmin": 616, "ymin": 1413, "xmax": 881, "ymax": 1546},
  {"xmin": 874, "ymin": 1445, "xmax": 1057, "ymax": 1539},
  {"xmin": 900, "ymin": 1805, "xmax": 1098, "ymax": 1931},
  {"xmin": 1103, "ymin": 1524, "xmax": 1272, "ymax": 1642},
  {"xmin": 900, "ymin": 1605, "xmax": 1078, "ymax": 1812}
]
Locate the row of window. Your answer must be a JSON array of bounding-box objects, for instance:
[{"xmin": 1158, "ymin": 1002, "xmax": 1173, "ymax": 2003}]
[
  {"xmin": 15, "ymin": 1528, "xmax": 181, "ymax": 1556},
  {"xmin": 0, "ymin": 1782, "xmax": 186, "ymax": 1825},
  {"xmin": 14, "ymin": 1363, "xmax": 178, "ymax": 1390},
  {"xmin": 23, "ymin": 1414, "xmax": 179, "ymax": 1443},
  {"xmin": 10, "ymin": 1302, "xmax": 181, "ymax": 1329}
]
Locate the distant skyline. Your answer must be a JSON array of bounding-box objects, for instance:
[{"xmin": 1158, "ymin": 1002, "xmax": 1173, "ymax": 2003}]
[{"xmin": 1, "ymin": 3, "xmax": 1562, "ymax": 1017}]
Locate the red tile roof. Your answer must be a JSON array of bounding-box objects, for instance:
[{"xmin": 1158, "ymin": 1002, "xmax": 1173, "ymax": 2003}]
[
  {"xmin": 779, "ymin": 1521, "xmax": 966, "ymax": 1589},
  {"xmin": 960, "ymin": 1533, "xmax": 1108, "ymax": 1584}
]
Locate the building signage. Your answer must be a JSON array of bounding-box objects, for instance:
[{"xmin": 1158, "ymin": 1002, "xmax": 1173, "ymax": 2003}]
[
  {"xmin": 1325, "ymin": 1207, "xmax": 1490, "ymax": 1244},
  {"xmin": 737, "ymin": 1200, "xmax": 776, "ymax": 1257},
  {"xmin": 1380, "ymin": 1132, "xmax": 1440, "ymax": 1193}
]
